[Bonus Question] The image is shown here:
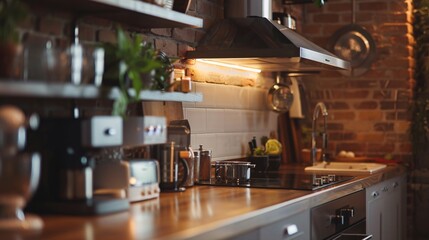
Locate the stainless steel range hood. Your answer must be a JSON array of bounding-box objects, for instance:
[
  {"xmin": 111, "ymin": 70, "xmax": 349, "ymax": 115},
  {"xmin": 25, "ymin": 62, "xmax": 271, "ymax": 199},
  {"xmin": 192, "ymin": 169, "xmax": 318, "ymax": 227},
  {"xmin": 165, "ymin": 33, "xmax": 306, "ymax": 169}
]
[{"xmin": 186, "ymin": 1, "xmax": 350, "ymax": 73}]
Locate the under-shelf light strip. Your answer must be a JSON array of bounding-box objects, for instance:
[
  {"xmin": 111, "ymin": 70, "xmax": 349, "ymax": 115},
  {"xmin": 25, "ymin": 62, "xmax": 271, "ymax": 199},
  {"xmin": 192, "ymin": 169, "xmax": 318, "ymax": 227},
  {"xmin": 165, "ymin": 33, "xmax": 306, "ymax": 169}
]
[{"xmin": 196, "ymin": 59, "xmax": 261, "ymax": 73}]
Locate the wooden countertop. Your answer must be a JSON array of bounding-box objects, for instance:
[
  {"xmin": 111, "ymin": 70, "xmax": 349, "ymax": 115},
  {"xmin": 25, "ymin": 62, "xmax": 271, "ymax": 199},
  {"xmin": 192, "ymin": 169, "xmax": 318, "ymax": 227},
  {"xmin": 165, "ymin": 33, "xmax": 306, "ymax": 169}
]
[{"xmin": 11, "ymin": 165, "xmax": 406, "ymax": 240}]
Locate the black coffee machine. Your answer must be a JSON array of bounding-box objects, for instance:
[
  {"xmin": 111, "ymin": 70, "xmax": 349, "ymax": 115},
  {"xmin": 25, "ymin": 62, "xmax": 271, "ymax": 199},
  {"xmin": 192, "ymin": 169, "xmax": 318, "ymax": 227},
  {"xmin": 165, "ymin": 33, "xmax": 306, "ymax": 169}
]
[{"xmin": 26, "ymin": 116, "xmax": 129, "ymax": 215}]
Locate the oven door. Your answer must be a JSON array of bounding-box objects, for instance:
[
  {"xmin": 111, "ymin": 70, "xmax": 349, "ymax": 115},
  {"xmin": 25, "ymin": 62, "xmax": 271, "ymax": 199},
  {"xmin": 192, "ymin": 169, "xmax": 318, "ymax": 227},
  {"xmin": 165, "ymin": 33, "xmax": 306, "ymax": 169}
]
[
  {"xmin": 311, "ymin": 190, "xmax": 369, "ymax": 240},
  {"xmin": 328, "ymin": 220, "xmax": 372, "ymax": 240}
]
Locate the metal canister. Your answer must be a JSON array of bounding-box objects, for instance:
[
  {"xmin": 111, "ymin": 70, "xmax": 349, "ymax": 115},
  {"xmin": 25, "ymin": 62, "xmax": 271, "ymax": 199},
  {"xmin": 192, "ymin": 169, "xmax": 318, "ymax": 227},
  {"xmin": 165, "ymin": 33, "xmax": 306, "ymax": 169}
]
[
  {"xmin": 198, "ymin": 144, "xmax": 212, "ymax": 181},
  {"xmin": 181, "ymin": 146, "xmax": 194, "ymax": 187},
  {"xmin": 193, "ymin": 150, "xmax": 200, "ymax": 183}
]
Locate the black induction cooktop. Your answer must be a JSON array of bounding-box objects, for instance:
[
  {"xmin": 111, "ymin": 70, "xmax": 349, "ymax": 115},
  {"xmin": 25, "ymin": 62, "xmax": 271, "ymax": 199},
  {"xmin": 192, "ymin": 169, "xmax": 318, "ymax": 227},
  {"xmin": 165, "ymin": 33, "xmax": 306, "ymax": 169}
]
[{"xmin": 197, "ymin": 172, "xmax": 355, "ymax": 191}]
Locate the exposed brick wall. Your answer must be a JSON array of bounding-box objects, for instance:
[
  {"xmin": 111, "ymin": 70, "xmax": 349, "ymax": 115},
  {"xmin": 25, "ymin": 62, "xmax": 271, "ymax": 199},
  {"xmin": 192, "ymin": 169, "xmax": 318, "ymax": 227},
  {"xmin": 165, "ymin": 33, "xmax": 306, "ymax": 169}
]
[
  {"xmin": 299, "ymin": 2, "xmax": 415, "ymax": 238},
  {"xmin": 299, "ymin": 0, "xmax": 413, "ymax": 163},
  {"xmin": 18, "ymin": 0, "xmax": 223, "ymax": 59}
]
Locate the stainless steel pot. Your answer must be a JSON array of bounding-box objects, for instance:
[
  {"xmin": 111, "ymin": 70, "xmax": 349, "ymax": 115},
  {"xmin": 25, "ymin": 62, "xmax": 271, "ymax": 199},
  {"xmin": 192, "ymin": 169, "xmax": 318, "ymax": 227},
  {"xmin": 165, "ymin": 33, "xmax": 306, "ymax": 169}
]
[{"xmin": 212, "ymin": 161, "xmax": 255, "ymax": 183}]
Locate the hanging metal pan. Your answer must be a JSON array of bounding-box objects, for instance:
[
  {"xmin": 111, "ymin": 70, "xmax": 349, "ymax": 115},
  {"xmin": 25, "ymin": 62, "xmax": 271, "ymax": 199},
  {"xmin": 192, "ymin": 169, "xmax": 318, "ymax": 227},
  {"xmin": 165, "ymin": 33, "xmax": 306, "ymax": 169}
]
[
  {"xmin": 267, "ymin": 74, "xmax": 294, "ymax": 112},
  {"xmin": 327, "ymin": 0, "xmax": 376, "ymax": 77},
  {"xmin": 328, "ymin": 24, "xmax": 376, "ymax": 76}
]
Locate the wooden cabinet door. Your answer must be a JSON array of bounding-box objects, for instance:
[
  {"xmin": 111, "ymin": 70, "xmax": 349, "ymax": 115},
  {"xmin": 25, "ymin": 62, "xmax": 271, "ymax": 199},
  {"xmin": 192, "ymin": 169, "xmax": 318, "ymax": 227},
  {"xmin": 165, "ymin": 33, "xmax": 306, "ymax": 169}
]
[
  {"xmin": 382, "ymin": 187, "xmax": 398, "ymax": 240},
  {"xmin": 366, "ymin": 175, "xmax": 406, "ymax": 240},
  {"xmin": 367, "ymin": 187, "xmax": 384, "ymax": 240},
  {"xmin": 391, "ymin": 175, "xmax": 407, "ymax": 240},
  {"xmin": 230, "ymin": 229, "xmax": 260, "ymax": 240},
  {"xmin": 259, "ymin": 210, "xmax": 310, "ymax": 240}
]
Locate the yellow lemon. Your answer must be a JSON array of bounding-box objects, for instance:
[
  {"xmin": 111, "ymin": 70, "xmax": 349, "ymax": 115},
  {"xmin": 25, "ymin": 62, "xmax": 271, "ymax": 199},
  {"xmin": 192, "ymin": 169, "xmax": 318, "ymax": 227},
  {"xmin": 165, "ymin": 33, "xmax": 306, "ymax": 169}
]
[{"xmin": 265, "ymin": 139, "xmax": 282, "ymax": 155}]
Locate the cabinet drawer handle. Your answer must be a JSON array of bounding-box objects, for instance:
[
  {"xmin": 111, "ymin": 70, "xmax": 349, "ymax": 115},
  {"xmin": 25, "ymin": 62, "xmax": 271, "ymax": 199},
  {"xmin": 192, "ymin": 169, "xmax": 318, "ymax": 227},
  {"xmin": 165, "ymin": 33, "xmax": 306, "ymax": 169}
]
[
  {"xmin": 283, "ymin": 224, "xmax": 298, "ymax": 237},
  {"xmin": 371, "ymin": 191, "xmax": 379, "ymax": 198}
]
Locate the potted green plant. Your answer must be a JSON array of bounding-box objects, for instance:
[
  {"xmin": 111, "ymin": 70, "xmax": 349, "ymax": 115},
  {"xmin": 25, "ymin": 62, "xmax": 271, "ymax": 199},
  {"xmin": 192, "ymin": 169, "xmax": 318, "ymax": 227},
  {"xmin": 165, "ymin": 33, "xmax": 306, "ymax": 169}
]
[
  {"xmin": 0, "ymin": 0, "xmax": 27, "ymax": 79},
  {"xmin": 103, "ymin": 27, "xmax": 172, "ymax": 117},
  {"xmin": 410, "ymin": 1, "xmax": 429, "ymax": 168}
]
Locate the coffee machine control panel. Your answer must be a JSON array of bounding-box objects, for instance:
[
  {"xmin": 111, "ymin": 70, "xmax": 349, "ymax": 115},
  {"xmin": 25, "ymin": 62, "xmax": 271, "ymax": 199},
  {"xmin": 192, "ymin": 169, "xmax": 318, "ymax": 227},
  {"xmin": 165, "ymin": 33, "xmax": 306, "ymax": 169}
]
[
  {"xmin": 81, "ymin": 116, "xmax": 123, "ymax": 147},
  {"xmin": 123, "ymin": 116, "xmax": 167, "ymax": 147}
]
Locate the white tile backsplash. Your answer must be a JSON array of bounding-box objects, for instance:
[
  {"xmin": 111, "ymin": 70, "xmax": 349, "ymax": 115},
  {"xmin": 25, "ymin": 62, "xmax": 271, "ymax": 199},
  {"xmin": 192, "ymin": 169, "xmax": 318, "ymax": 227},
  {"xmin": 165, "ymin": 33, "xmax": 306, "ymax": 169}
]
[
  {"xmin": 195, "ymin": 83, "xmax": 218, "ymax": 108},
  {"xmin": 223, "ymin": 109, "xmax": 244, "ymax": 132},
  {"xmin": 250, "ymin": 87, "xmax": 269, "ymax": 110},
  {"xmin": 243, "ymin": 110, "xmax": 266, "ymax": 132},
  {"xmin": 215, "ymin": 84, "xmax": 235, "ymax": 108},
  {"xmin": 235, "ymin": 87, "xmax": 249, "ymax": 109},
  {"xmin": 191, "ymin": 133, "xmax": 218, "ymax": 155},
  {"xmin": 254, "ymin": 110, "xmax": 275, "ymax": 131},
  {"xmin": 218, "ymin": 133, "xmax": 243, "ymax": 158},
  {"xmin": 185, "ymin": 108, "xmax": 206, "ymax": 133},
  {"xmin": 216, "ymin": 85, "xmax": 250, "ymax": 109},
  {"xmin": 206, "ymin": 109, "xmax": 225, "ymax": 133},
  {"xmin": 184, "ymin": 83, "xmax": 278, "ymax": 161}
]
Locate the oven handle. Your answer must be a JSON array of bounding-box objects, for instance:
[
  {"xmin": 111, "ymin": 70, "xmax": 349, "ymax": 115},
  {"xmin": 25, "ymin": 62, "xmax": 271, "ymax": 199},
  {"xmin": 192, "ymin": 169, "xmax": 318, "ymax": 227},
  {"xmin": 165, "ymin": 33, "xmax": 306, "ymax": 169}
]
[
  {"xmin": 332, "ymin": 233, "xmax": 373, "ymax": 240},
  {"xmin": 331, "ymin": 207, "xmax": 355, "ymax": 225}
]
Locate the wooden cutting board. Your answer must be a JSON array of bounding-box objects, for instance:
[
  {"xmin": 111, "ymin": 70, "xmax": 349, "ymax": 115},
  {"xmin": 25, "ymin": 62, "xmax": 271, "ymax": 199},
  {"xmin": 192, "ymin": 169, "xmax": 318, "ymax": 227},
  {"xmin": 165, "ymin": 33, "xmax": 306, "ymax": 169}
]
[{"xmin": 278, "ymin": 112, "xmax": 302, "ymax": 164}]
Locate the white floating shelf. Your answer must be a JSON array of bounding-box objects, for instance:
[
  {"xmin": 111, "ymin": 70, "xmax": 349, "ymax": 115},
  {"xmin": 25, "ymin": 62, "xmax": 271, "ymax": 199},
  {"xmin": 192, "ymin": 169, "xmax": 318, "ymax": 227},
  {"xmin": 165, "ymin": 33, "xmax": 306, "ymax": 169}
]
[
  {"xmin": 0, "ymin": 81, "xmax": 203, "ymax": 102},
  {"xmin": 24, "ymin": 0, "xmax": 203, "ymax": 28}
]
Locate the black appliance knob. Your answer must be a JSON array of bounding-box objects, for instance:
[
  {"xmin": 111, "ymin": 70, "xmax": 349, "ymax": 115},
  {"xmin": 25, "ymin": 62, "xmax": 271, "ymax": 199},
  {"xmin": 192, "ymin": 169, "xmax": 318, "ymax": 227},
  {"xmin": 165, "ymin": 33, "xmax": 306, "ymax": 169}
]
[
  {"xmin": 331, "ymin": 215, "xmax": 345, "ymax": 225},
  {"xmin": 321, "ymin": 176, "xmax": 329, "ymax": 184},
  {"xmin": 313, "ymin": 177, "xmax": 322, "ymax": 186},
  {"xmin": 340, "ymin": 208, "xmax": 355, "ymax": 218},
  {"xmin": 104, "ymin": 128, "xmax": 117, "ymax": 136}
]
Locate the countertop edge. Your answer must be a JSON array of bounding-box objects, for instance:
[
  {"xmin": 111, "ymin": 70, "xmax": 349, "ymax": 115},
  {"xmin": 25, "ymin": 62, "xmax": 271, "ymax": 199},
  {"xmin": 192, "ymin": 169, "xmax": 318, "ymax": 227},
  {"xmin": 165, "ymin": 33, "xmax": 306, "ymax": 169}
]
[{"xmin": 164, "ymin": 165, "xmax": 406, "ymax": 240}]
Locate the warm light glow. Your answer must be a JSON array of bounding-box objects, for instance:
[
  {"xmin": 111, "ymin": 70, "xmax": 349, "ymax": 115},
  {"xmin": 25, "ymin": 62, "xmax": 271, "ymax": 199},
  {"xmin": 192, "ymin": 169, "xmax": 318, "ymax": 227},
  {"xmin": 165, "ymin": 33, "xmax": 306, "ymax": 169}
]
[
  {"xmin": 129, "ymin": 177, "xmax": 137, "ymax": 186},
  {"xmin": 196, "ymin": 59, "xmax": 262, "ymax": 73}
]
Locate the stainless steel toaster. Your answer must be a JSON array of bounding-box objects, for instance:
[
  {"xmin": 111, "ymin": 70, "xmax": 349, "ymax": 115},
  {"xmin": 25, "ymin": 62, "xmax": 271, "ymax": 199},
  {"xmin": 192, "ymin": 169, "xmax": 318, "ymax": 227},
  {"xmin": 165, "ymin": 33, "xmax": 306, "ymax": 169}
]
[
  {"xmin": 124, "ymin": 159, "xmax": 160, "ymax": 202},
  {"xmin": 93, "ymin": 159, "xmax": 160, "ymax": 202}
]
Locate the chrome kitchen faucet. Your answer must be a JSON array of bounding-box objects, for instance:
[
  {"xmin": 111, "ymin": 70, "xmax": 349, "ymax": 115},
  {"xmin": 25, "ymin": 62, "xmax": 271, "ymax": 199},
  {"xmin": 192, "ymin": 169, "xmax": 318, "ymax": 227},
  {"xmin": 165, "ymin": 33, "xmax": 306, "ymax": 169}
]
[{"xmin": 311, "ymin": 102, "xmax": 328, "ymax": 165}]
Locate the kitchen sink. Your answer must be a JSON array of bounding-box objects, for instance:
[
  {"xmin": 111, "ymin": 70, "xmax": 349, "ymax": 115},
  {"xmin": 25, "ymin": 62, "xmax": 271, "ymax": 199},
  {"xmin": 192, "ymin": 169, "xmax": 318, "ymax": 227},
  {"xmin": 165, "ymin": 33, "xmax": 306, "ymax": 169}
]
[{"xmin": 304, "ymin": 162, "xmax": 387, "ymax": 173}]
